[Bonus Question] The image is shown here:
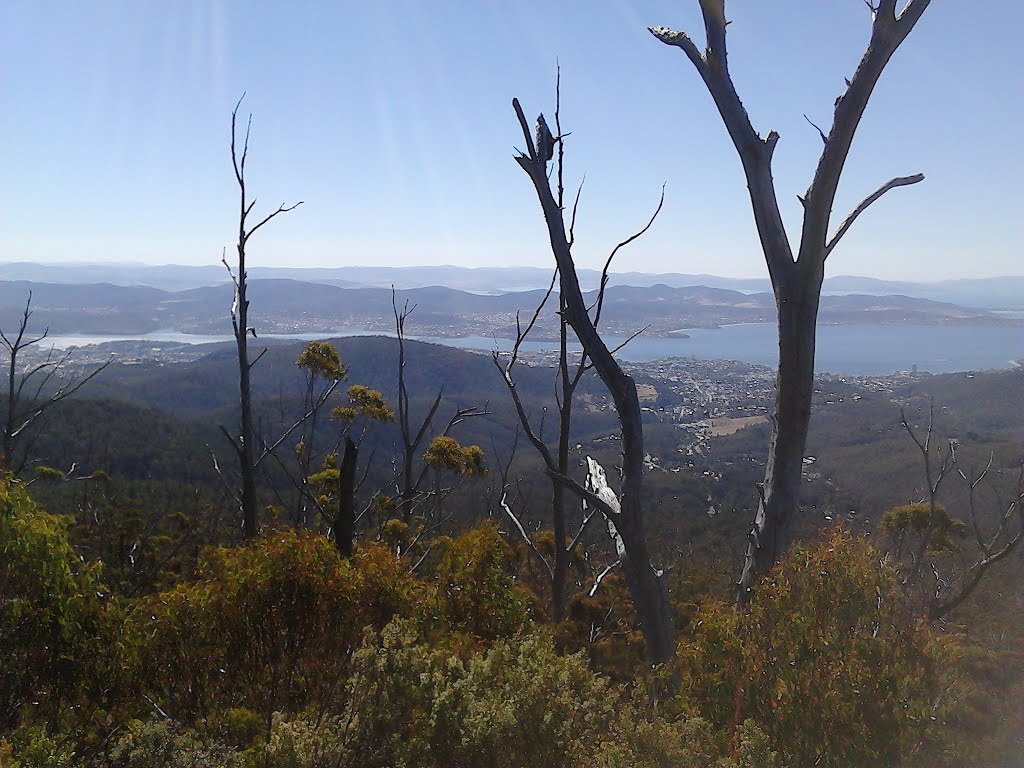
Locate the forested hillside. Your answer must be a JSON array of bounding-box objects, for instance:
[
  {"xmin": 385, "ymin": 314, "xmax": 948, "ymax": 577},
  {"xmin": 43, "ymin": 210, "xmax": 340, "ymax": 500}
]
[{"xmin": 2, "ymin": 333, "xmax": 1021, "ymax": 766}]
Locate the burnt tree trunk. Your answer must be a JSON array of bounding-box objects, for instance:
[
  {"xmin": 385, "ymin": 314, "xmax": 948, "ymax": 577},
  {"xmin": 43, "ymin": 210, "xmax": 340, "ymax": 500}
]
[
  {"xmin": 335, "ymin": 436, "xmax": 358, "ymax": 558},
  {"xmin": 392, "ymin": 297, "xmax": 445, "ymax": 523},
  {"xmin": 495, "ymin": 283, "xmax": 595, "ymax": 624},
  {"xmin": 551, "ymin": 297, "xmax": 576, "ymax": 623},
  {"xmin": 552, "ymin": 390, "xmax": 570, "ymax": 620}
]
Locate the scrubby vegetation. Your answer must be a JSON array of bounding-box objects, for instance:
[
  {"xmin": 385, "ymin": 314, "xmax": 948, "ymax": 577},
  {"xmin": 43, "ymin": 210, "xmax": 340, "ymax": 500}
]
[{"xmin": 2, "ymin": 474, "xmax": 1019, "ymax": 767}]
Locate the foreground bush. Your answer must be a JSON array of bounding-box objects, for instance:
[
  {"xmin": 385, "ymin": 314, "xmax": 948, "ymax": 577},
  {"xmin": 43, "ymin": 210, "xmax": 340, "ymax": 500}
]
[
  {"xmin": 334, "ymin": 622, "xmax": 614, "ymax": 767},
  {"xmin": 258, "ymin": 622, "xmax": 773, "ymax": 768},
  {"xmin": 681, "ymin": 527, "xmax": 935, "ymax": 767},
  {"xmin": 0, "ymin": 479, "xmax": 105, "ymax": 729},
  {"xmin": 426, "ymin": 524, "xmax": 531, "ymax": 641},
  {"xmin": 135, "ymin": 529, "xmax": 427, "ymax": 726},
  {"xmin": 0, "ymin": 492, "xmax": 1003, "ymax": 767}
]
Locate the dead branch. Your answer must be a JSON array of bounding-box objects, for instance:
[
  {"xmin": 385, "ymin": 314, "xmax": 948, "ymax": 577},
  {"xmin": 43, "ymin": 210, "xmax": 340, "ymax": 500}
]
[
  {"xmin": 825, "ymin": 174, "xmax": 925, "ymax": 257},
  {"xmin": 803, "ymin": 113, "xmax": 829, "ymax": 146},
  {"xmin": 254, "ymin": 378, "xmax": 341, "ymax": 468},
  {"xmin": 500, "ymin": 489, "xmax": 554, "ymax": 579},
  {"xmin": 593, "ymin": 185, "xmax": 666, "ymax": 329},
  {"xmin": 930, "ymin": 459, "xmax": 1024, "ymax": 620},
  {"xmin": 513, "ymin": 79, "xmax": 676, "ymax": 663},
  {"xmin": 589, "ymin": 558, "xmax": 621, "ymax": 597},
  {"xmin": 2, "ymin": 292, "xmax": 111, "ymax": 473}
]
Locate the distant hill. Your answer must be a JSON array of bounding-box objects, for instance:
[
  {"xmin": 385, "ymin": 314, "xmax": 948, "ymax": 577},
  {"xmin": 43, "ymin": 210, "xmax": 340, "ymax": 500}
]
[
  {"xmin": 2, "ymin": 262, "xmax": 1020, "ymax": 309},
  {"xmin": 1, "ymin": 277, "xmax": 1014, "ymax": 339},
  {"xmin": 54, "ymin": 336, "xmax": 618, "ymax": 496},
  {"xmin": 84, "ymin": 335, "xmax": 560, "ymax": 417},
  {"xmin": 821, "ymin": 275, "xmax": 1024, "ymax": 310},
  {"xmin": 0, "ymin": 280, "xmax": 172, "ymax": 334},
  {"xmin": 0, "ymin": 262, "xmax": 229, "ymax": 291}
]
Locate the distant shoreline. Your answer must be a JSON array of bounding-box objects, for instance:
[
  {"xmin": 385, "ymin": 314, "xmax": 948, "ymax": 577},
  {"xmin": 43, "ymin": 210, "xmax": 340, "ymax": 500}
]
[{"xmin": 27, "ymin": 323, "xmax": 1023, "ymax": 378}]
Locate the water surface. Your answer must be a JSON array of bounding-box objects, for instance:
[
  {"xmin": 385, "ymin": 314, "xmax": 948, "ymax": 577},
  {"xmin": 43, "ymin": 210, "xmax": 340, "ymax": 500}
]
[{"xmin": 42, "ymin": 323, "xmax": 1023, "ymax": 376}]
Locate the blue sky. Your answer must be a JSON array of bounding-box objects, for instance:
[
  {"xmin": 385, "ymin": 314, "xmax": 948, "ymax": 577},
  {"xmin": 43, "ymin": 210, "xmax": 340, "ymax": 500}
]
[{"xmin": 1, "ymin": 1, "xmax": 1020, "ymax": 279}]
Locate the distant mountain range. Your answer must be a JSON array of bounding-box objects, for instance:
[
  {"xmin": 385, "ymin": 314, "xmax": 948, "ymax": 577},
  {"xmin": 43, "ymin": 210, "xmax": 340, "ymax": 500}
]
[
  {"xmin": 1, "ymin": 262, "xmax": 1021, "ymax": 310},
  {"xmin": 0, "ymin": 274, "xmax": 1017, "ymax": 340}
]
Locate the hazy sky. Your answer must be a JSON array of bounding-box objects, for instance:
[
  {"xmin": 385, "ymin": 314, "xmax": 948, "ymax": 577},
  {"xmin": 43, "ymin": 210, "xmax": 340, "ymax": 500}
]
[{"xmin": 1, "ymin": 1, "xmax": 1021, "ymax": 279}]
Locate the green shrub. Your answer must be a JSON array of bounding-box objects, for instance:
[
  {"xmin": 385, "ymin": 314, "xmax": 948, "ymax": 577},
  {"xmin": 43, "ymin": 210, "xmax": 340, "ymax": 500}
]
[
  {"xmin": 135, "ymin": 530, "xmax": 426, "ymax": 726},
  {"xmin": 682, "ymin": 527, "xmax": 934, "ymax": 767},
  {"xmin": 259, "ymin": 620, "xmax": 763, "ymax": 768},
  {"xmin": 450, "ymin": 631, "xmax": 617, "ymax": 767},
  {"xmin": 106, "ymin": 720, "xmax": 241, "ymax": 768},
  {"xmin": 0, "ymin": 479, "xmax": 105, "ymax": 729},
  {"xmin": 264, "ymin": 622, "xmax": 619, "ymax": 768},
  {"xmin": 1, "ymin": 726, "xmax": 78, "ymax": 768},
  {"xmin": 428, "ymin": 524, "xmax": 530, "ymax": 640},
  {"xmin": 592, "ymin": 715, "xmax": 778, "ymax": 768}
]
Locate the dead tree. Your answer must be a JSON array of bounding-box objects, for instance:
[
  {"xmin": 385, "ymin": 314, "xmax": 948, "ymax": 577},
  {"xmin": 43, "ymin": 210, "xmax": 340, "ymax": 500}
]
[
  {"xmin": 222, "ymin": 97, "xmax": 302, "ymax": 538},
  {"xmin": 511, "ymin": 87, "xmax": 675, "ymax": 665},
  {"xmin": 885, "ymin": 403, "xmax": 1024, "ymax": 621},
  {"xmin": 1, "ymin": 292, "xmax": 110, "ymax": 475},
  {"xmin": 392, "ymin": 293, "xmax": 485, "ymax": 522},
  {"xmin": 495, "ymin": 185, "xmax": 660, "ymax": 622},
  {"xmin": 933, "ymin": 455, "xmax": 1023, "ymax": 619},
  {"xmin": 494, "ymin": 272, "xmax": 583, "ymax": 622},
  {"xmin": 651, "ymin": 0, "xmax": 931, "ymax": 603}
]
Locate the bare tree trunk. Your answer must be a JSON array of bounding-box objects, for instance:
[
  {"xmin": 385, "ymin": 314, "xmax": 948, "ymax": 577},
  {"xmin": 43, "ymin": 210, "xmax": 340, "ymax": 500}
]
[
  {"xmin": 234, "ymin": 266, "xmax": 258, "ymax": 539},
  {"xmin": 552, "ymin": 373, "xmax": 571, "ymax": 619},
  {"xmin": 651, "ymin": 0, "xmax": 931, "ymax": 603},
  {"xmin": 494, "ymin": 282, "xmax": 583, "ymax": 623},
  {"xmin": 335, "ymin": 437, "xmax": 358, "ymax": 558},
  {"xmin": 293, "ymin": 375, "xmax": 318, "ymax": 527},
  {"xmin": 392, "ymin": 294, "xmax": 483, "ymax": 524},
  {"xmin": 2, "ymin": 325, "xmax": 17, "ymax": 467},
  {"xmin": 511, "ymin": 96, "xmax": 675, "ymax": 665},
  {"xmin": 393, "ymin": 295, "xmax": 440, "ymax": 522},
  {"xmin": 550, "ymin": 294, "xmax": 582, "ymax": 622},
  {"xmin": 737, "ymin": 273, "xmax": 821, "ymax": 597},
  {"xmin": 223, "ymin": 97, "xmax": 302, "ymax": 539}
]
